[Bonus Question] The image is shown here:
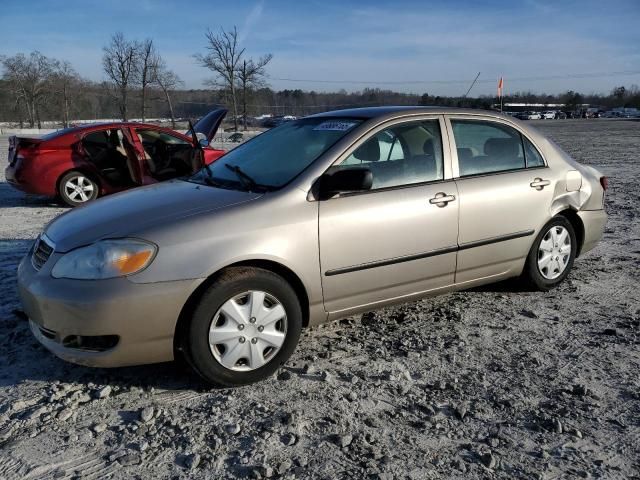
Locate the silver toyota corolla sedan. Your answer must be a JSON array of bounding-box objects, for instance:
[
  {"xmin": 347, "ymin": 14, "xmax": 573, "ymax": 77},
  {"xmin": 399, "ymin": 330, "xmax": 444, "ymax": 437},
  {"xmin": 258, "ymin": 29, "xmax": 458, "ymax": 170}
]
[{"xmin": 18, "ymin": 107, "xmax": 607, "ymax": 385}]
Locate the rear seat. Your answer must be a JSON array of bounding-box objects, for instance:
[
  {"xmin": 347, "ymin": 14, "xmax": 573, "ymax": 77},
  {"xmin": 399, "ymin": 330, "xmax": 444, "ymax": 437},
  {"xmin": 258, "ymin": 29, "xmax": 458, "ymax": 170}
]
[{"xmin": 458, "ymin": 139, "xmax": 523, "ymax": 175}]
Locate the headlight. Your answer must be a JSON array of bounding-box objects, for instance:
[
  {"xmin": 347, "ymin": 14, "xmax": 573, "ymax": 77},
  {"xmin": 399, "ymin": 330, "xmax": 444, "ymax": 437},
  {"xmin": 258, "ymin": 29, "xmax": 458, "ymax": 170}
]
[{"xmin": 51, "ymin": 239, "xmax": 157, "ymax": 280}]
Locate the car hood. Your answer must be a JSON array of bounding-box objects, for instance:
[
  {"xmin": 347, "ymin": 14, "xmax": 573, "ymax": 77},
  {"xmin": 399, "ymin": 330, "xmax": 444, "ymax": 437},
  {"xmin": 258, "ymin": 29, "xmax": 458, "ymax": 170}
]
[{"xmin": 45, "ymin": 180, "xmax": 262, "ymax": 252}]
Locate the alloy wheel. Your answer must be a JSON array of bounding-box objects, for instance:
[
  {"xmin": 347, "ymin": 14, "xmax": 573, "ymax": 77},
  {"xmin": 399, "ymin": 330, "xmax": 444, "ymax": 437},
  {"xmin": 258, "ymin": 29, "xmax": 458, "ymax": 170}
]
[
  {"xmin": 208, "ymin": 290, "xmax": 287, "ymax": 371},
  {"xmin": 64, "ymin": 175, "xmax": 94, "ymax": 203}
]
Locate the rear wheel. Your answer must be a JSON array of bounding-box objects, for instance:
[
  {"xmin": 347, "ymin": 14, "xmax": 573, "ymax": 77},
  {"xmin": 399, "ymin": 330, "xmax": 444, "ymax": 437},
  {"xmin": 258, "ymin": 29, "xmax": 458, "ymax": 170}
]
[
  {"xmin": 523, "ymin": 216, "xmax": 576, "ymax": 291},
  {"xmin": 58, "ymin": 171, "xmax": 98, "ymax": 207},
  {"xmin": 183, "ymin": 267, "xmax": 302, "ymax": 386}
]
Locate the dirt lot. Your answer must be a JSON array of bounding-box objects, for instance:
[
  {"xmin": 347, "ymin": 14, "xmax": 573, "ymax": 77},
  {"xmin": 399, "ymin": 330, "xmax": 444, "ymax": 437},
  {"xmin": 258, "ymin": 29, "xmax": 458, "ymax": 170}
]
[{"xmin": 0, "ymin": 120, "xmax": 638, "ymax": 479}]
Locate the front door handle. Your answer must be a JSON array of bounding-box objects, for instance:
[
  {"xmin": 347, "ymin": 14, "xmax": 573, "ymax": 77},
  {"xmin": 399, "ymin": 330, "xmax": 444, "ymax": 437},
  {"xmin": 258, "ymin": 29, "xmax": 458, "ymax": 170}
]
[
  {"xmin": 429, "ymin": 192, "xmax": 456, "ymax": 207},
  {"xmin": 530, "ymin": 178, "xmax": 550, "ymax": 190}
]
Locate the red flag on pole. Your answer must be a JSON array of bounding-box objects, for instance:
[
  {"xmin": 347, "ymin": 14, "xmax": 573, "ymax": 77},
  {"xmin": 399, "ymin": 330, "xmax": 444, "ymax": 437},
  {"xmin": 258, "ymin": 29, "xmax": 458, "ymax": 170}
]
[{"xmin": 497, "ymin": 76, "xmax": 504, "ymax": 97}]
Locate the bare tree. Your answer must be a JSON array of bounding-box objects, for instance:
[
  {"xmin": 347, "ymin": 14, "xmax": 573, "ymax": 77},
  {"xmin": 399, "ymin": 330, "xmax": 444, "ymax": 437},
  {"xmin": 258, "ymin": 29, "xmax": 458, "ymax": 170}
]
[
  {"xmin": 0, "ymin": 51, "xmax": 54, "ymax": 127},
  {"xmin": 195, "ymin": 27, "xmax": 244, "ymax": 130},
  {"xmin": 102, "ymin": 32, "xmax": 140, "ymax": 121},
  {"xmin": 138, "ymin": 39, "xmax": 160, "ymax": 121},
  {"xmin": 154, "ymin": 61, "xmax": 183, "ymax": 128},
  {"xmin": 51, "ymin": 60, "xmax": 82, "ymax": 127},
  {"xmin": 237, "ymin": 54, "xmax": 272, "ymax": 130}
]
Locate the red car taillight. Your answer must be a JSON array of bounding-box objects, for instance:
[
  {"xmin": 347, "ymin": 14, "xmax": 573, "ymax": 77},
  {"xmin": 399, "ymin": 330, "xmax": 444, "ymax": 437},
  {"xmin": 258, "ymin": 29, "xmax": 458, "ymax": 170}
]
[{"xmin": 600, "ymin": 176, "xmax": 608, "ymax": 191}]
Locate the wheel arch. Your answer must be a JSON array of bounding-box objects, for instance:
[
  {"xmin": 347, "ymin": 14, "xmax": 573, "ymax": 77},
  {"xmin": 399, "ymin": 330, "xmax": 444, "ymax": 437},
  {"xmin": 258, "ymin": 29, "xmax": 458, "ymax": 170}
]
[
  {"xmin": 555, "ymin": 208, "xmax": 585, "ymax": 257},
  {"xmin": 56, "ymin": 168, "xmax": 102, "ymax": 197},
  {"xmin": 172, "ymin": 259, "xmax": 311, "ymax": 356}
]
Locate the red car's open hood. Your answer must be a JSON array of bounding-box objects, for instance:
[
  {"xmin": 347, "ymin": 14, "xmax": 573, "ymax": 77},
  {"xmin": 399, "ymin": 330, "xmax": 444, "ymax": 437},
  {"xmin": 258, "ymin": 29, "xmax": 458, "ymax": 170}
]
[{"xmin": 191, "ymin": 108, "xmax": 228, "ymax": 143}]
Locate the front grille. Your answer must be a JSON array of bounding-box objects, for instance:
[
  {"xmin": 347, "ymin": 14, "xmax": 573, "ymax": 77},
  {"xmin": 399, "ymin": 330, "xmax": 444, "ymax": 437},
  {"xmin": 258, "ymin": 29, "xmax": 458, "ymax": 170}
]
[{"xmin": 32, "ymin": 235, "xmax": 54, "ymax": 271}]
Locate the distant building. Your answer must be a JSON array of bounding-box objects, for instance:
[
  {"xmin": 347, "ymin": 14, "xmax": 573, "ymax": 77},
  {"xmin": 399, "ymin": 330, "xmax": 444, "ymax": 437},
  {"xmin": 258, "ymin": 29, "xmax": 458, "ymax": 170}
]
[{"xmin": 492, "ymin": 102, "xmax": 591, "ymax": 112}]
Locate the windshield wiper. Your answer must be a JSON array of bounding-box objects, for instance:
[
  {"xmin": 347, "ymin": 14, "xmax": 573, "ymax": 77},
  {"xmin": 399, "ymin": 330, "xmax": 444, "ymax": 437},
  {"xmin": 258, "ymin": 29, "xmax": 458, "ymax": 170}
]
[{"xmin": 224, "ymin": 163, "xmax": 261, "ymax": 192}]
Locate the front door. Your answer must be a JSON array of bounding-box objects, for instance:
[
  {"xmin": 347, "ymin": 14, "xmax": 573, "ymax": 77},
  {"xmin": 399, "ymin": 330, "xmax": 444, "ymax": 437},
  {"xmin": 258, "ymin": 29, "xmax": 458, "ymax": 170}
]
[
  {"xmin": 446, "ymin": 116, "xmax": 555, "ymax": 283},
  {"xmin": 319, "ymin": 117, "xmax": 459, "ymax": 316},
  {"xmin": 120, "ymin": 127, "xmax": 144, "ymax": 184}
]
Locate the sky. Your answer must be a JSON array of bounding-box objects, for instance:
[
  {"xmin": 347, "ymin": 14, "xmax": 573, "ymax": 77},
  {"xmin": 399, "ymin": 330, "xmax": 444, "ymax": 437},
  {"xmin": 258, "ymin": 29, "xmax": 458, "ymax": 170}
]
[{"xmin": 1, "ymin": 0, "xmax": 639, "ymax": 96}]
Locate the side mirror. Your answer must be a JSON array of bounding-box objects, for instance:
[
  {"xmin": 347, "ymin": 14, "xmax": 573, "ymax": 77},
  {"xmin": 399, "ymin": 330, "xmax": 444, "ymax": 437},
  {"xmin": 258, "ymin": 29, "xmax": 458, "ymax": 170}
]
[
  {"xmin": 319, "ymin": 168, "xmax": 373, "ymax": 198},
  {"xmin": 196, "ymin": 132, "xmax": 209, "ymax": 147}
]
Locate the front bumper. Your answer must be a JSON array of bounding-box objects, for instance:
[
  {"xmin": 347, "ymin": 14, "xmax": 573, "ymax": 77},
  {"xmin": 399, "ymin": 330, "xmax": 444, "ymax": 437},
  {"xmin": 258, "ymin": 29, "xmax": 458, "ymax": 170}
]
[
  {"xmin": 578, "ymin": 209, "xmax": 607, "ymax": 255},
  {"xmin": 18, "ymin": 251, "xmax": 203, "ymax": 367}
]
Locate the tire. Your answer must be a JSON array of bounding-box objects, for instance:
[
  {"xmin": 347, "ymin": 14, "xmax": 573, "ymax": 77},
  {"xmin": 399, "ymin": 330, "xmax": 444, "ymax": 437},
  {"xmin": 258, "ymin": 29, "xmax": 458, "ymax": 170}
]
[
  {"xmin": 58, "ymin": 171, "xmax": 99, "ymax": 207},
  {"xmin": 183, "ymin": 267, "xmax": 302, "ymax": 386},
  {"xmin": 523, "ymin": 216, "xmax": 577, "ymax": 291}
]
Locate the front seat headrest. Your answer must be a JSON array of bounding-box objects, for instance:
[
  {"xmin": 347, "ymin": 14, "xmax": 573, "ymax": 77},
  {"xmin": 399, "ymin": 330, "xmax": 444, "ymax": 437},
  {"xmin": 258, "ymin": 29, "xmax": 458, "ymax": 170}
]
[
  {"xmin": 108, "ymin": 130, "xmax": 120, "ymax": 147},
  {"xmin": 353, "ymin": 138, "xmax": 380, "ymax": 162},
  {"xmin": 484, "ymin": 138, "xmax": 519, "ymax": 157}
]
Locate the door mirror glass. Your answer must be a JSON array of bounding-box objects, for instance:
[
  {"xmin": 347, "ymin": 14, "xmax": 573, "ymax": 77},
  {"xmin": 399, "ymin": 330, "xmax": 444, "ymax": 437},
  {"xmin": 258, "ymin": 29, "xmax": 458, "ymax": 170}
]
[{"xmin": 320, "ymin": 168, "xmax": 373, "ymax": 198}]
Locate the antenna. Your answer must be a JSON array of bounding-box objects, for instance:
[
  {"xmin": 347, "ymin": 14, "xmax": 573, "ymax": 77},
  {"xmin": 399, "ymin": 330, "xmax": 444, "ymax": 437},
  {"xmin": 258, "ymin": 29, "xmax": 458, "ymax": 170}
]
[{"xmin": 462, "ymin": 72, "xmax": 481, "ymax": 98}]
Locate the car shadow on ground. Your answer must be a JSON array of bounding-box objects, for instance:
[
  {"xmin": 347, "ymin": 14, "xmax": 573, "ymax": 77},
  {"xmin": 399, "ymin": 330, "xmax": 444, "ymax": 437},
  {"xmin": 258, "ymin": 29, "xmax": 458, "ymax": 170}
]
[
  {"xmin": 468, "ymin": 278, "xmax": 534, "ymax": 293},
  {"xmin": 1, "ymin": 316, "xmax": 213, "ymax": 391},
  {"xmin": 0, "ymin": 238, "xmax": 213, "ymax": 391},
  {"xmin": 0, "ymin": 182, "xmax": 63, "ymax": 208}
]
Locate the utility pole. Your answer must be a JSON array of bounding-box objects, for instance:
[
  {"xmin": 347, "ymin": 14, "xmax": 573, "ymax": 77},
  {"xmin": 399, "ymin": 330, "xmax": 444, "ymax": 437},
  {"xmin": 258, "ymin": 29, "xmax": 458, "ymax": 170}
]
[{"xmin": 463, "ymin": 72, "xmax": 481, "ymax": 98}]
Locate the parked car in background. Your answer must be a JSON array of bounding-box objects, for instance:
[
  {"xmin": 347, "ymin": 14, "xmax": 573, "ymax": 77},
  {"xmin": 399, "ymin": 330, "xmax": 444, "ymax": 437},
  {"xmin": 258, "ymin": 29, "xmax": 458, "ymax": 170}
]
[
  {"xmin": 555, "ymin": 111, "xmax": 568, "ymax": 119},
  {"xmin": 228, "ymin": 132, "xmax": 244, "ymax": 143},
  {"xmin": 262, "ymin": 115, "xmax": 296, "ymax": 128},
  {"xmin": 19, "ymin": 107, "xmax": 608, "ymax": 385},
  {"xmin": 5, "ymin": 109, "xmax": 228, "ymax": 206},
  {"xmin": 541, "ymin": 111, "xmax": 556, "ymax": 119}
]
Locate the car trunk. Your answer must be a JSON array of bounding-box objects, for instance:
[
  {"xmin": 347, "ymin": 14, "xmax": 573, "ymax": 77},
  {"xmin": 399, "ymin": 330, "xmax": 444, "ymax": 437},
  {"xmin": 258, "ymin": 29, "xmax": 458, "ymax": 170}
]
[{"xmin": 8, "ymin": 136, "xmax": 43, "ymax": 166}]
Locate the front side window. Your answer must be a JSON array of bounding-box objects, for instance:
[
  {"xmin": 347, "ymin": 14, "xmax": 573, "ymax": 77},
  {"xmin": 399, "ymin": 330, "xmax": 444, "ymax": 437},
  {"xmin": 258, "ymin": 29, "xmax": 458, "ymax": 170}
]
[
  {"xmin": 189, "ymin": 117, "xmax": 363, "ymax": 190},
  {"xmin": 452, "ymin": 120, "xmax": 546, "ymax": 176},
  {"xmin": 332, "ymin": 119, "xmax": 444, "ymax": 189}
]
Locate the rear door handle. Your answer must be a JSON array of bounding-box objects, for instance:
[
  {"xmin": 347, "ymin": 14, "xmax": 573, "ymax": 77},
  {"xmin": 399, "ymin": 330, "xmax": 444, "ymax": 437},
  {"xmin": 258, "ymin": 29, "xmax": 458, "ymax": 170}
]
[
  {"xmin": 429, "ymin": 192, "xmax": 456, "ymax": 207},
  {"xmin": 530, "ymin": 178, "xmax": 550, "ymax": 190}
]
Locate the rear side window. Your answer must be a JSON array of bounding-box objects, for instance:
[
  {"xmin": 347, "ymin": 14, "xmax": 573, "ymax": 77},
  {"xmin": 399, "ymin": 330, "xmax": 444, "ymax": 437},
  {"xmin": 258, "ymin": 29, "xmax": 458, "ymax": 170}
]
[{"xmin": 452, "ymin": 120, "xmax": 525, "ymax": 176}]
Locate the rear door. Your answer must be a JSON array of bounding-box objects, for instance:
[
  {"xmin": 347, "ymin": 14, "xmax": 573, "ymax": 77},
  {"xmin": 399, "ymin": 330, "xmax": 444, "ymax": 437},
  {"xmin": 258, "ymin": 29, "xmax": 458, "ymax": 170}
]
[
  {"xmin": 319, "ymin": 116, "xmax": 459, "ymax": 316},
  {"xmin": 446, "ymin": 116, "xmax": 554, "ymax": 283}
]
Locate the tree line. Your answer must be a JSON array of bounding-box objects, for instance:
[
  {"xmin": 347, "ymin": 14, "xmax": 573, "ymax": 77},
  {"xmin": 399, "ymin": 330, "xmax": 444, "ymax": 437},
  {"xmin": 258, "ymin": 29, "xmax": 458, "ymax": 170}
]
[{"xmin": 1, "ymin": 27, "xmax": 639, "ymax": 128}]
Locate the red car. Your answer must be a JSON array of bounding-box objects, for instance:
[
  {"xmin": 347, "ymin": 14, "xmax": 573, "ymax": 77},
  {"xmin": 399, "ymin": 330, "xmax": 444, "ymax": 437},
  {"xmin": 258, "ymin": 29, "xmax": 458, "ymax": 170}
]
[{"xmin": 5, "ymin": 108, "xmax": 227, "ymax": 206}]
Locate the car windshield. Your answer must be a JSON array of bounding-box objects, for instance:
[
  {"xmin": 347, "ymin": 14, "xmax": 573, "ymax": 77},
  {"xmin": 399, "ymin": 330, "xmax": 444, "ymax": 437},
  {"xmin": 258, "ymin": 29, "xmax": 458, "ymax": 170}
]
[{"xmin": 189, "ymin": 117, "xmax": 363, "ymax": 191}]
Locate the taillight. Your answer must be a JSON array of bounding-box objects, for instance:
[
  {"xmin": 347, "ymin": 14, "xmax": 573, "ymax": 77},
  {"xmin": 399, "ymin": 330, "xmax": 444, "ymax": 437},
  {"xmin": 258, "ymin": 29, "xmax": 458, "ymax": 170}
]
[{"xmin": 600, "ymin": 176, "xmax": 608, "ymax": 191}]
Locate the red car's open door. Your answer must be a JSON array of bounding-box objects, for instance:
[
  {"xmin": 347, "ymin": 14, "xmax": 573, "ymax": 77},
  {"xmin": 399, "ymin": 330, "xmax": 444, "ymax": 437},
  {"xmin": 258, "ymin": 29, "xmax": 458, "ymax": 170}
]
[
  {"xmin": 120, "ymin": 128, "xmax": 144, "ymax": 184},
  {"xmin": 187, "ymin": 120, "xmax": 205, "ymax": 174}
]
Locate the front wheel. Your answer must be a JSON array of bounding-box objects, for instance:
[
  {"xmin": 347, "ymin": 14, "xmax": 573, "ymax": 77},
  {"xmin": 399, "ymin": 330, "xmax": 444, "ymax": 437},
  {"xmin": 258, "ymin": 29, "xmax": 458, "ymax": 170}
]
[
  {"xmin": 523, "ymin": 216, "xmax": 577, "ymax": 291},
  {"xmin": 183, "ymin": 267, "xmax": 302, "ymax": 386},
  {"xmin": 58, "ymin": 171, "xmax": 99, "ymax": 206}
]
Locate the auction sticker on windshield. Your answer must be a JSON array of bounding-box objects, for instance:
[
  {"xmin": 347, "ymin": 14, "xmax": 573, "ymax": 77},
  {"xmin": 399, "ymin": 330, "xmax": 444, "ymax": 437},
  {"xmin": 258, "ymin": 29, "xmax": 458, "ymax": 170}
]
[{"xmin": 313, "ymin": 121, "xmax": 359, "ymax": 131}]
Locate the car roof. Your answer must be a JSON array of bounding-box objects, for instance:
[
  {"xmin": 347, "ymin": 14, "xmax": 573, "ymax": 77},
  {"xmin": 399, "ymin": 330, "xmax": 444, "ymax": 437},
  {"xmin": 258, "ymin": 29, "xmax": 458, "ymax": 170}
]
[
  {"xmin": 309, "ymin": 106, "xmax": 510, "ymax": 121},
  {"xmin": 70, "ymin": 122, "xmax": 172, "ymax": 131}
]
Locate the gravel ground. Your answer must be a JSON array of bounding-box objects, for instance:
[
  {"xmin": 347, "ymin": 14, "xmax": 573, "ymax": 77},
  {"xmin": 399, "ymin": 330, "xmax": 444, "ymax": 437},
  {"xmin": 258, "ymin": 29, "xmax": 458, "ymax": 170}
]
[{"xmin": 0, "ymin": 119, "xmax": 638, "ymax": 479}]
